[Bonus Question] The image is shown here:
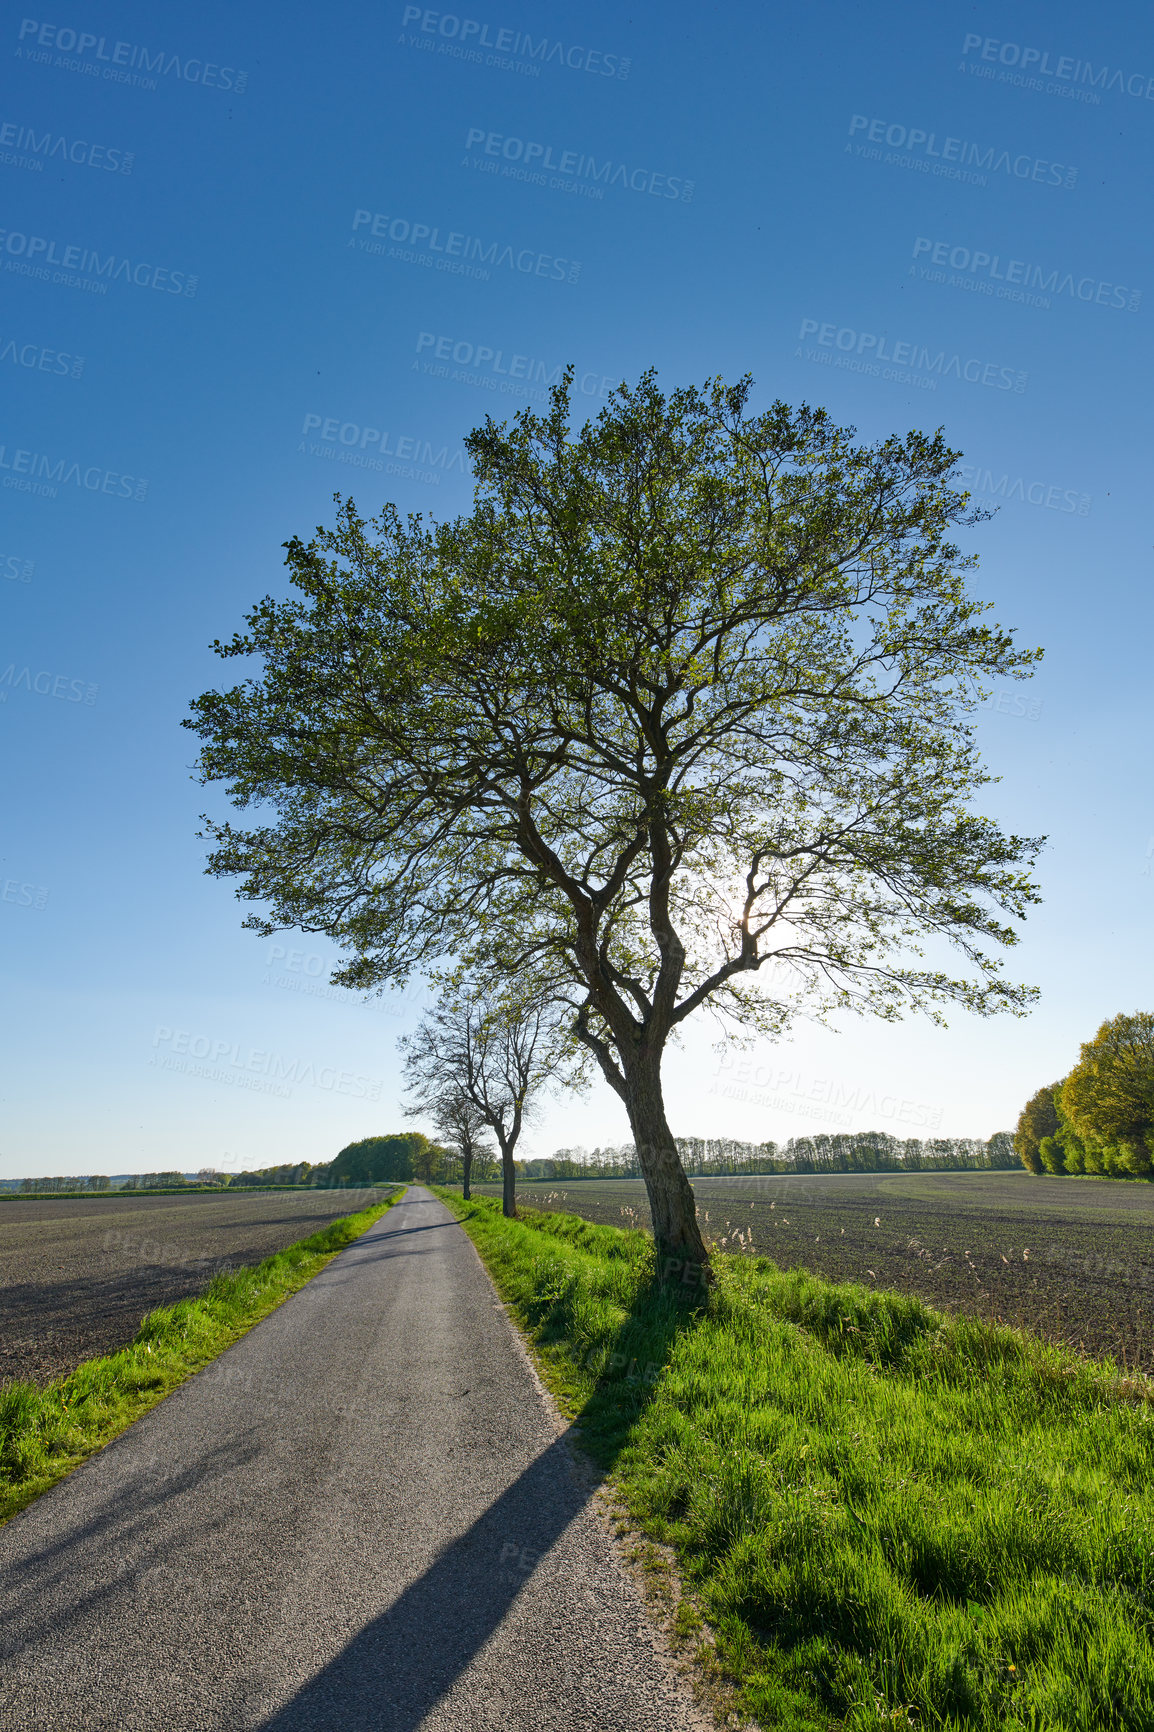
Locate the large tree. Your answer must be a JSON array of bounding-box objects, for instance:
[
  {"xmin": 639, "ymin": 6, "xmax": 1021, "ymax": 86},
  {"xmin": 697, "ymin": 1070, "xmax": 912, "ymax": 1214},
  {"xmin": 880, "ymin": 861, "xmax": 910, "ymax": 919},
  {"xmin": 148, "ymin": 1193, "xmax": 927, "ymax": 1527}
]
[
  {"xmin": 186, "ymin": 372, "xmax": 1042, "ymax": 1270},
  {"xmin": 1060, "ymin": 1012, "xmax": 1154, "ymax": 1177},
  {"xmin": 399, "ymin": 992, "xmax": 565, "ymax": 1217}
]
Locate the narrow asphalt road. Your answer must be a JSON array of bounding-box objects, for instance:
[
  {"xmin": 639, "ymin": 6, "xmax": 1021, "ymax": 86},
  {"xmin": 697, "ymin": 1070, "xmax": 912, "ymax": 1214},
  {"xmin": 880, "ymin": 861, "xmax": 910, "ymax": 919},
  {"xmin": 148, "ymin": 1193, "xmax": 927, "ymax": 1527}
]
[{"xmin": 0, "ymin": 1188, "xmax": 709, "ymax": 1731}]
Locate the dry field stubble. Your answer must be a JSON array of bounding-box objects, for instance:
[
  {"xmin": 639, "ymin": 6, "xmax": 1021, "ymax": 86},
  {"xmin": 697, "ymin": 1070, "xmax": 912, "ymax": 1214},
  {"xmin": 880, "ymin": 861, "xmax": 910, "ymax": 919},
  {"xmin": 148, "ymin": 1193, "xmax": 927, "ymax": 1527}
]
[
  {"xmin": 472, "ymin": 1171, "xmax": 1154, "ymax": 1371},
  {"xmin": 0, "ymin": 1188, "xmax": 391, "ymax": 1386}
]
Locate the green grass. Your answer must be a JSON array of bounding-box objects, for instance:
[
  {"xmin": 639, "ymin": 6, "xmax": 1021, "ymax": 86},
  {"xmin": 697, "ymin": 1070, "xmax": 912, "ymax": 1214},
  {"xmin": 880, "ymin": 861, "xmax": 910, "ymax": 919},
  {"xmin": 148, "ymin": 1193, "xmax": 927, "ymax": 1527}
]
[
  {"xmin": 0, "ymin": 1188, "xmax": 403, "ymax": 1528},
  {"xmin": 436, "ymin": 1189, "xmax": 1154, "ymax": 1731}
]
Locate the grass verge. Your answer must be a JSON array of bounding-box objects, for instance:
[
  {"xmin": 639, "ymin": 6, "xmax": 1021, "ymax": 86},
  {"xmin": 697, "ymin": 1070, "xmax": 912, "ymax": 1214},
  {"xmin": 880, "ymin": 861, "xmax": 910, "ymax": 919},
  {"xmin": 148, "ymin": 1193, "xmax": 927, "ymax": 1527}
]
[
  {"xmin": 0, "ymin": 1188, "xmax": 403, "ymax": 1528},
  {"xmin": 436, "ymin": 1188, "xmax": 1154, "ymax": 1731}
]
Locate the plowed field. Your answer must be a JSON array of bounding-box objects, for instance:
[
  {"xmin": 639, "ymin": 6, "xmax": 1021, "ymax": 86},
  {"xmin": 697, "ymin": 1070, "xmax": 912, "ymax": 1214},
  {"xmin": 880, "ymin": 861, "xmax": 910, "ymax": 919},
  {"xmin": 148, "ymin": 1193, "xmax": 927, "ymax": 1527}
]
[
  {"xmin": 0, "ymin": 1187, "xmax": 392, "ymax": 1386},
  {"xmin": 473, "ymin": 1171, "xmax": 1154, "ymax": 1371}
]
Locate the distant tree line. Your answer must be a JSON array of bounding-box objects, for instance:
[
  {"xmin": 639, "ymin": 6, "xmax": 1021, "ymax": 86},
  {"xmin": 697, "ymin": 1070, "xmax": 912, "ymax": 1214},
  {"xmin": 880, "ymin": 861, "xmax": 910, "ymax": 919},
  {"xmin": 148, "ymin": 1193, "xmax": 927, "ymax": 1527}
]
[
  {"xmin": 7, "ymin": 1148, "xmax": 440, "ymax": 1193},
  {"xmin": 6, "ymin": 1125, "xmax": 1020, "ymax": 1201},
  {"xmin": 17, "ymin": 1175, "xmax": 114, "ymax": 1192},
  {"xmin": 229, "ymin": 1129, "xmax": 1021, "ymax": 1190},
  {"xmin": 226, "ymin": 1161, "xmax": 323, "ymax": 1187},
  {"xmin": 505, "ymin": 1131, "xmax": 1017, "ymax": 1181},
  {"xmin": 1015, "ymin": 1012, "xmax": 1154, "ymax": 1180},
  {"xmin": 11, "ymin": 1169, "xmax": 295, "ymax": 1192}
]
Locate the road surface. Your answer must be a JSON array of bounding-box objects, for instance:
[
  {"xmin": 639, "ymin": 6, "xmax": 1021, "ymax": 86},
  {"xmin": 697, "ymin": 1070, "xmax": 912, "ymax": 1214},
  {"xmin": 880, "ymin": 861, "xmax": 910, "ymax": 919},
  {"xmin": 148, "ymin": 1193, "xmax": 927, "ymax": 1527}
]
[{"xmin": 0, "ymin": 1188, "xmax": 709, "ymax": 1730}]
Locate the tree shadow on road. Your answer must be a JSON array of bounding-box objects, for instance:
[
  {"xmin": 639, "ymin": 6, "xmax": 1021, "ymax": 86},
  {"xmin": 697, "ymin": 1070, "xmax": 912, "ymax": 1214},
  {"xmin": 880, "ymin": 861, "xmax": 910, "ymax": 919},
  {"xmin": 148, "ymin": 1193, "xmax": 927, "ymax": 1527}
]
[
  {"xmin": 259, "ymin": 1215, "xmax": 706, "ymax": 1730},
  {"xmin": 257, "ymin": 1432, "xmax": 589, "ymax": 1731}
]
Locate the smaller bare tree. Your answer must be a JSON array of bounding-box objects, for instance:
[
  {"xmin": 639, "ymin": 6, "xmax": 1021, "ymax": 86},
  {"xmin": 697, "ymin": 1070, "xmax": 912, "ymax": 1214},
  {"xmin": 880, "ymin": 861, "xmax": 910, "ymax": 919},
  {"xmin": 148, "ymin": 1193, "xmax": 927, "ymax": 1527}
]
[
  {"xmin": 399, "ymin": 991, "xmax": 570, "ymax": 1216},
  {"xmin": 416, "ymin": 1092, "xmax": 491, "ymax": 1199}
]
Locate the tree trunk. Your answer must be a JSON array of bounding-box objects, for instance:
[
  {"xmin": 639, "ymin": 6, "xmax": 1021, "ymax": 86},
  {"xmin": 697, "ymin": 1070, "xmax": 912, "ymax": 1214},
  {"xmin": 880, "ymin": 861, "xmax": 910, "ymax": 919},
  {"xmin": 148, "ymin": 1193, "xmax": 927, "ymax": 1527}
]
[
  {"xmin": 500, "ymin": 1146, "xmax": 516, "ymax": 1218},
  {"xmin": 621, "ymin": 1048, "xmax": 710, "ymax": 1281},
  {"xmin": 493, "ymin": 1103, "xmax": 523, "ymax": 1220},
  {"xmin": 461, "ymin": 1149, "xmax": 472, "ymax": 1200}
]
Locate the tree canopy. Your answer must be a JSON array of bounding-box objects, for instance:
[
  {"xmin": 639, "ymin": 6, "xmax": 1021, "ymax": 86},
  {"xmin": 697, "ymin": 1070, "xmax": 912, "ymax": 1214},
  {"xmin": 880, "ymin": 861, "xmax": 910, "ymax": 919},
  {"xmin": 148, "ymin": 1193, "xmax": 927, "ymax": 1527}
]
[
  {"xmin": 329, "ymin": 1133, "xmax": 436, "ymax": 1186},
  {"xmin": 1014, "ymin": 1013, "xmax": 1154, "ymax": 1180},
  {"xmin": 1061, "ymin": 1012, "xmax": 1154, "ymax": 1177},
  {"xmin": 187, "ymin": 371, "xmax": 1042, "ymax": 1266}
]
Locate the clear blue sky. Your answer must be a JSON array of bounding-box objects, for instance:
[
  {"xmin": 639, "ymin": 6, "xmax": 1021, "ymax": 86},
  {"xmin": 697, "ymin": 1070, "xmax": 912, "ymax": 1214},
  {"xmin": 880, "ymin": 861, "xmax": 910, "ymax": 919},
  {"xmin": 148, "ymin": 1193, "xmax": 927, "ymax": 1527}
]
[{"xmin": 2, "ymin": 0, "xmax": 1151, "ymax": 1177}]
